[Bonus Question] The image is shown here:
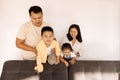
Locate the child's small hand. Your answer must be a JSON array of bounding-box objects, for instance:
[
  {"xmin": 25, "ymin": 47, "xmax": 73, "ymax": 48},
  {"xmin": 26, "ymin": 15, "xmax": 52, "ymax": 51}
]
[
  {"xmin": 35, "ymin": 69, "xmax": 42, "ymax": 74},
  {"xmin": 64, "ymin": 61, "xmax": 69, "ymax": 67},
  {"xmin": 34, "ymin": 66, "xmax": 43, "ymax": 74},
  {"xmin": 69, "ymin": 60, "xmax": 75, "ymax": 65}
]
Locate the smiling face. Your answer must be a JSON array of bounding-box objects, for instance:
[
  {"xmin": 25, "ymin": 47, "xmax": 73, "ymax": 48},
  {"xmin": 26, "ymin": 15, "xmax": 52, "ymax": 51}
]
[
  {"xmin": 30, "ymin": 11, "xmax": 43, "ymax": 27},
  {"xmin": 42, "ymin": 31, "xmax": 54, "ymax": 46},
  {"xmin": 70, "ymin": 27, "xmax": 78, "ymax": 39}
]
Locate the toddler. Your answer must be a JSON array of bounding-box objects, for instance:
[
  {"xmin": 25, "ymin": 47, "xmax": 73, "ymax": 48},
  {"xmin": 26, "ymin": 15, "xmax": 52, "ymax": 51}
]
[{"xmin": 60, "ymin": 43, "xmax": 76, "ymax": 67}]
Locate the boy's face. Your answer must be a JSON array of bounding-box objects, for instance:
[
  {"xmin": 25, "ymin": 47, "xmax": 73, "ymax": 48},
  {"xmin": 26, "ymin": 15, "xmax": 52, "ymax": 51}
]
[
  {"xmin": 63, "ymin": 49, "xmax": 71, "ymax": 56},
  {"xmin": 42, "ymin": 31, "xmax": 54, "ymax": 46}
]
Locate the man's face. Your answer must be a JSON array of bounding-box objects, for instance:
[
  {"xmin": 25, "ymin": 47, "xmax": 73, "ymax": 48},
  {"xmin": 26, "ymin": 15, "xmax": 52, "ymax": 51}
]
[
  {"xmin": 30, "ymin": 11, "xmax": 43, "ymax": 27},
  {"xmin": 42, "ymin": 31, "xmax": 54, "ymax": 46}
]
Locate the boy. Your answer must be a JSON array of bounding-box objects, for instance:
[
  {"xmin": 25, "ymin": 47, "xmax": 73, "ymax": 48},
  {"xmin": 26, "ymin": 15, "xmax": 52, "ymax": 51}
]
[
  {"xmin": 60, "ymin": 43, "xmax": 76, "ymax": 67},
  {"xmin": 34, "ymin": 26, "xmax": 60, "ymax": 73}
]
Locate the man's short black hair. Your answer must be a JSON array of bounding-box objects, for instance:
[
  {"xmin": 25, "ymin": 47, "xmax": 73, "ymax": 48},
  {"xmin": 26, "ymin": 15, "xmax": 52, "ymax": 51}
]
[
  {"xmin": 41, "ymin": 26, "xmax": 54, "ymax": 36},
  {"xmin": 29, "ymin": 6, "xmax": 43, "ymax": 16}
]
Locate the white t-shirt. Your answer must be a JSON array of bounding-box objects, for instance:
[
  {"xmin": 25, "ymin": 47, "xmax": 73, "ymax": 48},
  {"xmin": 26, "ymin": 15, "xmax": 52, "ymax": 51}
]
[
  {"xmin": 16, "ymin": 21, "xmax": 49, "ymax": 60},
  {"xmin": 61, "ymin": 36, "xmax": 83, "ymax": 56},
  {"xmin": 61, "ymin": 52, "xmax": 76, "ymax": 58},
  {"xmin": 47, "ymin": 45, "xmax": 52, "ymax": 56}
]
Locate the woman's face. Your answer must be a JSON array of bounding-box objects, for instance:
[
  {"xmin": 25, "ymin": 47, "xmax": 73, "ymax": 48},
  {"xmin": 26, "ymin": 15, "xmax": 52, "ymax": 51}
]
[{"xmin": 70, "ymin": 28, "xmax": 78, "ymax": 39}]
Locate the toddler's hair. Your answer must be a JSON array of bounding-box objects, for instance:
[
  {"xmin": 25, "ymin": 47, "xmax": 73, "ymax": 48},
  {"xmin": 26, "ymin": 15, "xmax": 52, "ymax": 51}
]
[{"xmin": 62, "ymin": 43, "xmax": 73, "ymax": 51}]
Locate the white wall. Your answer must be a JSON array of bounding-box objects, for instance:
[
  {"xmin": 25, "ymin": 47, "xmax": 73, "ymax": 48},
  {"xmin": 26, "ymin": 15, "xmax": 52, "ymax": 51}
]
[{"xmin": 0, "ymin": 0, "xmax": 120, "ymax": 75}]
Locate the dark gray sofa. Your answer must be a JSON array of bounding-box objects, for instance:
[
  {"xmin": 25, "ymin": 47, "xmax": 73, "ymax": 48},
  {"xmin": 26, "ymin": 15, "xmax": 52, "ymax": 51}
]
[
  {"xmin": 0, "ymin": 60, "xmax": 120, "ymax": 80},
  {"xmin": 69, "ymin": 61, "xmax": 120, "ymax": 80},
  {"xmin": 0, "ymin": 60, "xmax": 67, "ymax": 80}
]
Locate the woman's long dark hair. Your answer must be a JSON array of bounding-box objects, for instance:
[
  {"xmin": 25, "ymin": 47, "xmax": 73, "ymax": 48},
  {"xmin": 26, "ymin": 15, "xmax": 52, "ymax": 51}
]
[{"xmin": 67, "ymin": 24, "xmax": 82, "ymax": 42}]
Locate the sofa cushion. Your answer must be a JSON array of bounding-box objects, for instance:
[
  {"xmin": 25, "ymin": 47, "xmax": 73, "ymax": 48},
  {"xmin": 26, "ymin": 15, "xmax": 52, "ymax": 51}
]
[
  {"xmin": 0, "ymin": 60, "xmax": 67, "ymax": 80},
  {"xmin": 68, "ymin": 61, "xmax": 120, "ymax": 80},
  {"xmin": 1, "ymin": 60, "xmax": 120, "ymax": 80},
  {"xmin": 40, "ymin": 62, "xmax": 68, "ymax": 80}
]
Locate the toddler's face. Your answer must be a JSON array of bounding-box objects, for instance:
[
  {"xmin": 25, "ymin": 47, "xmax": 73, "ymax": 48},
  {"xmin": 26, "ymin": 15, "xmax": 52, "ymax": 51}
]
[
  {"xmin": 42, "ymin": 31, "xmax": 54, "ymax": 46},
  {"xmin": 63, "ymin": 49, "xmax": 71, "ymax": 56}
]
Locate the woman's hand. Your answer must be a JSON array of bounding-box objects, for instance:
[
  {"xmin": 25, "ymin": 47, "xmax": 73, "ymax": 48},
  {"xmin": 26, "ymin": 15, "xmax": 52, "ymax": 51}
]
[{"xmin": 76, "ymin": 52, "xmax": 80, "ymax": 57}]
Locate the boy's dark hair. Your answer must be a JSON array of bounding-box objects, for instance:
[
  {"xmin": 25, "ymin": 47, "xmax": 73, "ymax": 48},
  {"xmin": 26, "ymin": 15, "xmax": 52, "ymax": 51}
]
[
  {"xmin": 67, "ymin": 24, "xmax": 83, "ymax": 43},
  {"xmin": 29, "ymin": 6, "xmax": 43, "ymax": 16},
  {"xmin": 41, "ymin": 26, "xmax": 54, "ymax": 35},
  {"xmin": 62, "ymin": 43, "xmax": 73, "ymax": 51}
]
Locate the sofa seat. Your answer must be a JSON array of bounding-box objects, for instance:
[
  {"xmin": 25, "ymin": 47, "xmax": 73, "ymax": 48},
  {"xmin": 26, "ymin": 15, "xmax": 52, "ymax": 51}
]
[
  {"xmin": 69, "ymin": 61, "xmax": 120, "ymax": 80},
  {"xmin": 0, "ymin": 60, "xmax": 120, "ymax": 80},
  {"xmin": 0, "ymin": 60, "xmax": 67, "ymax": 80}
]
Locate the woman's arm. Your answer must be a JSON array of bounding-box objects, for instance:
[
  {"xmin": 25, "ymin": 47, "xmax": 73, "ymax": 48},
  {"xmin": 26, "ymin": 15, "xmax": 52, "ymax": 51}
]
[
  {"xmin": 55, "ymin": 56, "xmax": 60, "ymax": 64},
  {"xmin": 74, "ymin": 42, "xmax": 83, "ymax": 57}
]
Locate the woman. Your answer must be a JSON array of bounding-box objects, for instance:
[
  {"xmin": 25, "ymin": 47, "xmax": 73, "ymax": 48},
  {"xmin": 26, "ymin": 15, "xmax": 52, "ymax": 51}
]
[{"xmin": 61, "ymin": 24, "xmax": 83, "ymax": 58}]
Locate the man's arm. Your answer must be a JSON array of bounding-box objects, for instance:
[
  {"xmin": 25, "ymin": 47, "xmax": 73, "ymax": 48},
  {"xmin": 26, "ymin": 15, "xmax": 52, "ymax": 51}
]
[
  {"xmin": 55, "ymin": 55, "xmax": 60, "ymax": 64},
  {"xmin": 16, "ymin": 38, "xmax": 37, "ymax": 54}
]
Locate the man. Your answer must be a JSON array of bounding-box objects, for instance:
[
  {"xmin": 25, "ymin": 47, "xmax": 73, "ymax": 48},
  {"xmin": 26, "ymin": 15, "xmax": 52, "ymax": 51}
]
[{"xmin": 16, "ymin": 6, "xmax": 49, "ymax": 60}]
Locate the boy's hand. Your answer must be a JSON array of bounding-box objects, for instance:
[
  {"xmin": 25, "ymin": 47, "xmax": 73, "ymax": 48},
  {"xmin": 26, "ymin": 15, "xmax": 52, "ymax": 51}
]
[
  {"xmin": 69, "ymin": 60, "xmax": 75, "ymax": 65},
  {"xmin": 34, "ymin": 66, "xmax": 43, "ymax": 74},
  {"xmin": 35, "ymin": 69, "xmax": 42, "ymax": 74},
  {"xmin": 64, "ymin": 61, "xmax": 69, "ymax": 67}
]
